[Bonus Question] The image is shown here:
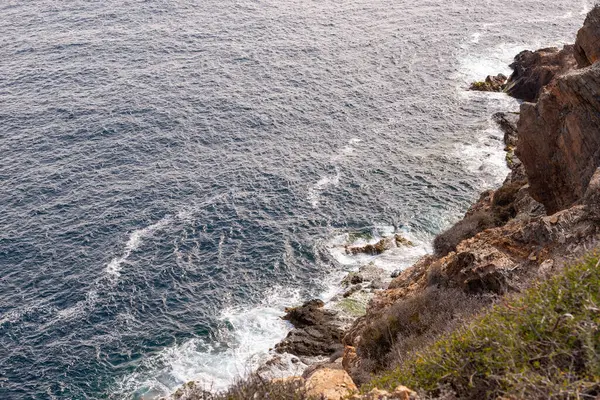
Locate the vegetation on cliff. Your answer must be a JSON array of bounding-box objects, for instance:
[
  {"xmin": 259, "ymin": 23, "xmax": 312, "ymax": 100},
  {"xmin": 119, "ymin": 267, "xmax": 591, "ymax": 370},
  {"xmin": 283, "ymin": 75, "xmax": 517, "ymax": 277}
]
[{"xmin": 367, "ymin": 254, "xmax": 600, "ymax": 399}]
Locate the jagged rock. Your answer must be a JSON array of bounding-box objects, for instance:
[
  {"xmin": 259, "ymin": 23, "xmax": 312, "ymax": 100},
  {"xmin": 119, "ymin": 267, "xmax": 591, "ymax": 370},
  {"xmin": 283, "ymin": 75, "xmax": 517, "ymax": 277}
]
[
  {"xmin": 346, "ymin": 237, "xmax": 393, "ymax": 255},
  {"xmin": 345, "ymin": 235, "xmax": 413, "ymax": 256},
  {"xmin": 574, "ymin": 6, "xmax": 600, "ymax": 67},
  {"xmin": 277, "ymin": 299, "xmax": 344, "ymax": 357},
  {"xmin": 394, "ymin": 234, "xmax": 414, "ymax": 247},
  {"xmin": 343, "ymin": 264, "xmax": 386, "ymax": 287},
  {"xmin": 470, "ymin": 74, "xmax": 507, "ymax": 92},
  {"xmin": 493, "ymin": 112, "xmax": 519, "ymax": 149},
  {"xmin": 343, "ymin": 285, "xmax": 362, "ymax": 298},
  {"xmin": 305, "ymin": 368, "xmax": 357, "ymax": 400},
  {"xmin": 506, "ymin": 45, "xmax": 577, "ymax": 102},
  {"xmin": 282, "ymin": 299, "xmax": 328, "ymax": 328},
  {"xmin": 342, "ymin": 345, "xmax": 359, "ymax": 374},
  {"xmin": 517, "ymin": 62, "xmax": 600, "ymax": 214}
]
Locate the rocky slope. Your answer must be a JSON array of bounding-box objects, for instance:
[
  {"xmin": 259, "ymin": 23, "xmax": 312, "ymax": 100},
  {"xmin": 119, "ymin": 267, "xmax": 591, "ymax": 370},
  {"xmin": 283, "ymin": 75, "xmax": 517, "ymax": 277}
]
[
  {"xmin": 294, "ymin": 7, "xmax": 600, "ymax": 399},
  {"xmin": 171, "ymin": 7, "xmax": 600, "ymax": 400}
]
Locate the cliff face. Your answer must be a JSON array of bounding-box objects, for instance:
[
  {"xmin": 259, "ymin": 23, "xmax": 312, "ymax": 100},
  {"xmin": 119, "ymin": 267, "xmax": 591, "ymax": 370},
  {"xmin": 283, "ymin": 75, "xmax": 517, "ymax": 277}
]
[
  {"xmin": 515, "ymin": 7, "xmax": 600, "ymax": 215},
  {"xmin": 342, "ymin": 6, "xmax": 600, "ymax": 395},
  {"xmin": 574, "ymin": 6, "xmax": 600, "ymax": 67},
  {"xmin": 505, "ymin": 45, "xmax": 577, "ymax": 102},
  {"xmin": 517, "ymin": 63, "xmax": 600, "ymax": 214}
]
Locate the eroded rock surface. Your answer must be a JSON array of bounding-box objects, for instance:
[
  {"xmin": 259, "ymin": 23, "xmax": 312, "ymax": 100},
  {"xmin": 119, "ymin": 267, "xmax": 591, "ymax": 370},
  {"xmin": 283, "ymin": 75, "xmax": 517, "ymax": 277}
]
[
  {"xmin": 276, "ymin": 299, "xmax": 344, "ymax": 357},
  {"xmin": 305, "ymin": 368, "xmax": 357, "ymax": 400},
  {"xmin": 506, "ymin": 45, "xmax": 577, "ymax": 102},
  {"xmin": 574, "ymin": 6, "xmax": 600, "ymax": 67},
  {"xmin": 517, "ymin": 62, "xmax": 600, "ymax": 214}
]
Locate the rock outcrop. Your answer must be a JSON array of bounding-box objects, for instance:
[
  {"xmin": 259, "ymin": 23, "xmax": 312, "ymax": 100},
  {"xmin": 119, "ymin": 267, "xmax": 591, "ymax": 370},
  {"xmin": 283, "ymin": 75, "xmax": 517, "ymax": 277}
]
[
  {"xmin": 275, "ymin": 299, "xmax": 344, "ymax": 357},
  {"xmin": 517, "ymin": 62, "xmax": 600, "ymax": 214},
  {"xmin": 574, "ymin": 6, "xmax": 600, "ymax": 67},
  {"xmin": 305, "ymin": 368, "xmax": 357, "ymax": 400},
  {"xmin": 469, "ymin": 74, "xmax": 508, "ymax": 92},
  {"xmin": 505, "ymin": 45, "xmax": 577, "ymax": 101}
]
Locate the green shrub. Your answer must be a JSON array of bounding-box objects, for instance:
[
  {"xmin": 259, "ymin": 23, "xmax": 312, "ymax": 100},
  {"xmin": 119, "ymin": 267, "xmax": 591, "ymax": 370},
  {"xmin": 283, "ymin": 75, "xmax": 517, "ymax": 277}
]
[{"xmin": 367, "ymin": 254, "xmax": 600, "ymax": 400}]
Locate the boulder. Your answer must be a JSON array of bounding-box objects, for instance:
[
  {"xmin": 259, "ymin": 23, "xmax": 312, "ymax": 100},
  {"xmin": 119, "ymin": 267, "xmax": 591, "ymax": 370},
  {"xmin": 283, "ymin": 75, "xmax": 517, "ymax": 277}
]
[
  {"xmin": 346, "ymin": 237, "xmax": 393, "ymax": 255},
  {"xmin": 517, "ymin": 62, "xmax": 600, "ymax": 214},
  {"xmin": 282, "ymin": 299, "xmax": 328, "ymax": 328},
  {"xmin": 345, "ymin": 235, "xmax": 413, "ymax": 256},
  {"xmin": 574, "ymin": 6, "xmax": 600, "ymax": 67},
  {"xmin": 469, "ymin": 74, "xmax": 508, "ymax": 92},
  {"xmin": 276, "ymin": 299, "xmax": 344, "ymax": 357},
  {"xmin": 305, "ymin": 368, "xmax": 357, "ymax": 400},
  {"xmin": 506, "ymin": 45, "xmax": 577, "ymax": 102}
]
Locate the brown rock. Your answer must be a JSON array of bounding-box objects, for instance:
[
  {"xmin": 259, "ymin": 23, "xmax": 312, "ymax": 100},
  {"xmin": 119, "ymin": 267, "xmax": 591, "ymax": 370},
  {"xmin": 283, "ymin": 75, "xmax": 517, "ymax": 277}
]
[
  {"xmin": 493, "ymin": 111, "xmax": 519, "ymax": 149},
  {"xmin": 506, "ymin": 45, "xmax": 577, "ymax": 102},
  {"xmin": 276, "ymin": 299, "xmax": 344, "ymax": 357},
  {"xmin": 394, "ymin": 234, "xmax": 414, "ymax": 247},
  {"xmin": 342, "ymin": 345, "xmax": 358, "ymax": 373},
  {"xmin": 574, "ymin": 6, "xmax": 600, "ymax": 68},
  {"xmin": 305, "ymin": 368, "xmax": 357, "ymax": 400},
  {"xmin": 469, "ymin": 74, "xmax": 507, "ymax": 92},
  {"xmin": 517, "ymin": 62, "xmax": 600, "ymax": 214},
  {"xmin": 346, "ymin": 237, "xmax": 393, "ymax": 255},
  {"xmin": 392, "ymin": 385, "xmax": 418, "ymax": 400}
]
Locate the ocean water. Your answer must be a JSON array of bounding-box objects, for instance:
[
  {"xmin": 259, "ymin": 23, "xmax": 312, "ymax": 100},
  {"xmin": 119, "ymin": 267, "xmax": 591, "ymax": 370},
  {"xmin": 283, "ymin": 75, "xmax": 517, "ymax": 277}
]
[{"xmin": 0, "ymin": 1, "xmax": 591, "ymax": 398}]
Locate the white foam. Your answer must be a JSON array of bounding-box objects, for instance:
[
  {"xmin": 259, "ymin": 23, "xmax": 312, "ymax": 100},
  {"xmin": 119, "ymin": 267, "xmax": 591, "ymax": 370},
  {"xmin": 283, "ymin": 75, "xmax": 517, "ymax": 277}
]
[
  {"xmin": 113, "ymin": 286, "xmax": 301, "ymax": 399},
  {"xmin": 458, "ymin": 117, "xmax": 512, "ymax": 190},
  {"xmin": 581, "ymin": 1, "xmax": 592, "ymax": 15},
  {"xmin": 308, "ymin": 138, "xmax": 363, "ymax": 208},
  {"xmin": 105, "ymin": 217, "xmax": 172, "ymax": 278},
  {"xmin": 307, "ymin": 169, "xmax": 340, "ymax": 208},
  {"xmin": 321, "ymin": 226, "xmax": 432, "ymax": 300},
  {"xmin": 456, "ymin": 41, "xmax": 528, "ymax": 85}
]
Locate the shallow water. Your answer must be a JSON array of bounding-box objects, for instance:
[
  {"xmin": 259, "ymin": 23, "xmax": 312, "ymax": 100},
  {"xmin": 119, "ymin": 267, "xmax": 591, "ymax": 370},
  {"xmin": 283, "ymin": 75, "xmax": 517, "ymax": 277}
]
[{"xmin": 0, "ymin": 0, "xmax": 591, "ymax": 398}]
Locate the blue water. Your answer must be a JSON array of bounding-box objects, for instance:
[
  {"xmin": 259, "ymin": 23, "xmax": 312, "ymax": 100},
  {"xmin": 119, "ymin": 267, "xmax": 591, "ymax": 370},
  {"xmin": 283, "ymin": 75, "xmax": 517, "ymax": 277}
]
[{"xmin": 0, "ymin": 1, "xmax": 590, "ymax": 398}]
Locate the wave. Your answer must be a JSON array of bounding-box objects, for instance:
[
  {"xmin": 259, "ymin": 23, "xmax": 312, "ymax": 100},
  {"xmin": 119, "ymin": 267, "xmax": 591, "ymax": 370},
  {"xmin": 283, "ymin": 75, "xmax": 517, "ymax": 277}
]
[
  {"xmin": 105, "ymin": 216, "xmax": 173, "ymax": 279},
  {"xmin": 112, "ymin": 286, "xmax": 301, "ymax": 399},
  {"xmin": 307, "ymin": 138, "xmax": 362, "ymax": 208}
]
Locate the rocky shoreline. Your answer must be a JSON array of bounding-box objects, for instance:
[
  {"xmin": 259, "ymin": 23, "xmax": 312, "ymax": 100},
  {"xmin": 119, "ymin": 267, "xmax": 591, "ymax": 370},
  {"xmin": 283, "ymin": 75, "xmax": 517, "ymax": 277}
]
[{"xmin": 172, "ymin": 6, "xmax": 600, "ymax": 399}]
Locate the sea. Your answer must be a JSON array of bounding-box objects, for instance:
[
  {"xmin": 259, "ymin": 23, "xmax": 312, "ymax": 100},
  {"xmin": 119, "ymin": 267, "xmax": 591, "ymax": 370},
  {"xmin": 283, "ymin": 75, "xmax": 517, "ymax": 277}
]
[{"xmin": 0, "ymin": 0, "xmax": 591, "ymax": 398}]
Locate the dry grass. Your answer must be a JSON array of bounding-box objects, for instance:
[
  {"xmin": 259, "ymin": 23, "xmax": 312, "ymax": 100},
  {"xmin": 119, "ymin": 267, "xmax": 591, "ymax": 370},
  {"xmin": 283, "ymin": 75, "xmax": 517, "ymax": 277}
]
[
  {"xmin": 433, "ymin": 212, "xmax": 496, "ymax": 257},
  {"xmin": 367, "ymin": 254, "xmax": 600, "ymax": 399},
  {"xmin": 170, "ymin": 374, "xmax": 320, "ymax": 400},
  {"xmin": 357, "ymin": 287, "xmax": 490, "ymax": 373}
]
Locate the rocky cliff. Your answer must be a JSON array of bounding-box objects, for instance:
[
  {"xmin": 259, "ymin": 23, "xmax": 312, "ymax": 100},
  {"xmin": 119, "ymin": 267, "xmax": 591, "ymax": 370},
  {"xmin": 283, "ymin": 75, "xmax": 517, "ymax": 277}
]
[
  {"xmin": 321, "ymin": 6, "xmax": 600, "ymax": 398},
  {"xmin": 172, "ymin": 7, "xmax": 600, "ymax": 400},
  {"xmin": 517, "ymin": 6, "xmax": 600, "ymax": 214}
]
